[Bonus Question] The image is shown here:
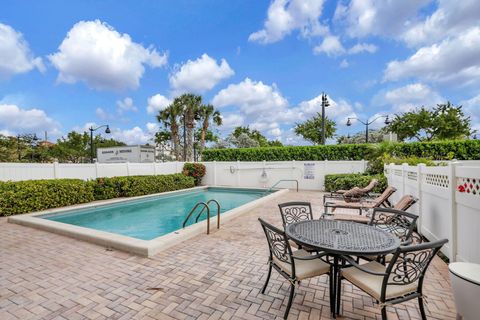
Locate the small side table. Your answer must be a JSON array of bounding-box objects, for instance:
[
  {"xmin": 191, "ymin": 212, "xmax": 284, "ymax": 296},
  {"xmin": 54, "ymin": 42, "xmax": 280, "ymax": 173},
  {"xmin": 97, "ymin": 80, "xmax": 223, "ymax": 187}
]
[{"xmin": 449, "ymin": 262, "xmax": 480, "ymax": 320}]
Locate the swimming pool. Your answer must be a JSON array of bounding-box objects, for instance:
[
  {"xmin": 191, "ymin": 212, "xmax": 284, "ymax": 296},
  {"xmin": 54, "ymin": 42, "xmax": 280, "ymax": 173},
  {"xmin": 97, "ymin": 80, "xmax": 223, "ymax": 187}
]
[
  {"xmin": 42, "ymin": 187, "xmax": 272, "ymax": 240},
  {"xmin": 9, "ymin": 186, "xmax": 287, "ymax": 257}
]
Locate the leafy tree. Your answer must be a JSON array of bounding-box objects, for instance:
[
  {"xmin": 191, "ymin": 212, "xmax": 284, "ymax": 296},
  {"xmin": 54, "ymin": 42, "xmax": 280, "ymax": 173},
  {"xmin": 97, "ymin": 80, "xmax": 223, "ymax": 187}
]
[
  {"xmin": 0, "ymin": 134, "xmax": 19, "ymax": 162},
  {"xmin": 197, "ymin": 104, "xmax": 222, "ymax": 151},
  {"xmin": 267, "ymin": 140, "xmax": 284, "ymax": 147},
  {"xmin": 227, "ymin": 133, "xmax": 260, "ymax": 148},
  {"xmin": 337, "ymin": 128, "xmax": 388, "ymax": 144},
  {"xmin": 387, "ymin": 102, "xmax": 474, "ymax": 141},
  {"xmin": 294, "ymin": 113, "xmax": 336, "ymax": 145},
  {"xmin": 157, "ymin": 100, "xmax": 183, "ymax": 160},
  {"xmin": 231, "ymin": 126, "xmax": 271, "ymax": 147}
]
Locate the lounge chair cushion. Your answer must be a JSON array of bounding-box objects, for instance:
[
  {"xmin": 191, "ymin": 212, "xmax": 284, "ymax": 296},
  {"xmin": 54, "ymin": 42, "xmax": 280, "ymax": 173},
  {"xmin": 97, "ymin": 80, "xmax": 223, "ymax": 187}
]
[
  {"xmin": 333, "ymin": 214, "xmax": 370, "ymax": 223},
  {"xmin": 273, "ymin": 249, "xmax": 330, "ymax": 280},
  {"xmin": 342, "ymin": 261, "xmax": 418, "ymax": 300}
]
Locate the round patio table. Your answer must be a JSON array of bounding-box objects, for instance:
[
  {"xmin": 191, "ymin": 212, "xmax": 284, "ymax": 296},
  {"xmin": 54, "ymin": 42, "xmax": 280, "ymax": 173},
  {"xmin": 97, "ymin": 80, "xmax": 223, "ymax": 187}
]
[{"xmin": 285, "ymin": 219, "xmax": 400, "ymax": 317}]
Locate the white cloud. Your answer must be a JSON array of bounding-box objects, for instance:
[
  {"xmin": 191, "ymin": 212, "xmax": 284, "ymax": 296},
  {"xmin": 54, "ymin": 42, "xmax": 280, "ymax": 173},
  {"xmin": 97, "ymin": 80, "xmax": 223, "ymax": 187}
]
[
  {"xmin": 348, "ymin": 42, "xmax": 378, "ymax": 54},
  {"xmin": 95, "ymin": 107, "xmax": 112, "ymax": 120},
  {"xmin": 402, "ymin": 0, "xmax": 480, "ymax": 47},
  {"xmin": 295, "ymin": 94, "xmax": 358, "ymax": 124},
  {"xmin": 104, "ymin": 123, "xmax": 159, "ymax": 145},
  {"xmin": 49, "ymin": 20, "xmax": 167, "ymax": 91},
  {"xmin": 313, "ymin": 35, "xmax": 345, "ymax": 56},
  {"xmin": 0, "ymin": 23, "xmax": 44, "ymax": 79},
  {"xmin": 372, "ymin": 83, "xmax": 444, "ymax": 112},
  {"xmin": 169, "ymin": 54, "xmax": 234, "ymax": 94},
  {"xmin": 384, "ymin": 27, "xmax": 480, "ymax": 86},
  {"xmin": 212, "ymin": 78, "xmax": 289, "ymax": 117},
  {"xmin": 116, "ymin": 97, "xmax": 137, "ymax": 113},
  {"xmin": 0, "ymin": 104, "xmax": 60, "ymax": 135},
  {"xmin": 339, "ymin": 59, "xmax": 349, "ymax": 68},
  {"xmin": 220, "ymin": 113, "xmax": 245, "ymax": 130},
  {"xmin": 249, "ymin": 0, "xmax": 327, "ymax": 44},
  {"xmin": 334, "ymin": 0, "xmax": 431, "ymax": 38},
  {"xmin": 460, "ymin": 95, "xmax": 480, "ymax": 132},
  {"xmin": 147, "ymin": 94, "xmax": 171, "ymax": 114}
]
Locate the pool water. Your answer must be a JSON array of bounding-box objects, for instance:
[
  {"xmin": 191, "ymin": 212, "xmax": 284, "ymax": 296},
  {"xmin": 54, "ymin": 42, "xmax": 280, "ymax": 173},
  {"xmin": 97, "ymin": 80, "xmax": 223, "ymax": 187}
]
[{"xmin": 42, "ymin": 187, "xmax": 272, "ymax": 240}]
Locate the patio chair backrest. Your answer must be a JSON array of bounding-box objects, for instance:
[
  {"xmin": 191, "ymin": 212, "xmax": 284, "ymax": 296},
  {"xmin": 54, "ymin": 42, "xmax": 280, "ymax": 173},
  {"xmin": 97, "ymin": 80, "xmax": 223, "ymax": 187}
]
[
  {"xmin": 372, "ymin": 186, "xmax": 397, "ymax": 207},
  {"xmin": 359, "ymin": 179, "xmax": 378, "ymax": 193},
  {"xmin": 369, "ymin": 208, "xmax": 418, "ymax": 242},
  {"xmin": 383, "ymin": 239, "xmax": 448, "ymax": 297},
  {"xmin": 258, "ymin": 218, "xmax": 294, "ymax": 268},
  {"xmin": 278, "ymin": 202, "xmax": 313, "ymax": 228},
  {"xmin": 393, "ymin": 195, "xmax": 418, "ymax": 211}
]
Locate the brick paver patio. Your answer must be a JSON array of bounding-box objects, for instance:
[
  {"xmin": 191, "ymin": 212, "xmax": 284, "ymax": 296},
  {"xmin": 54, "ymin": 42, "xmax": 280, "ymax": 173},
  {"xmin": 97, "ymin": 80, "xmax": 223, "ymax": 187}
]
[{"xmin": 0, "ymin": 191, "xmax": 456, "ymax": 319}]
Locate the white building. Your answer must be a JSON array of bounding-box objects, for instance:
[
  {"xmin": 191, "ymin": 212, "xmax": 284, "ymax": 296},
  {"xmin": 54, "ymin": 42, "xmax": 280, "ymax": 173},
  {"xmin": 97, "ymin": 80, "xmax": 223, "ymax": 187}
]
[{"xmin": 97, "ymin": 145, "xmax": 155, "ymax": 163}]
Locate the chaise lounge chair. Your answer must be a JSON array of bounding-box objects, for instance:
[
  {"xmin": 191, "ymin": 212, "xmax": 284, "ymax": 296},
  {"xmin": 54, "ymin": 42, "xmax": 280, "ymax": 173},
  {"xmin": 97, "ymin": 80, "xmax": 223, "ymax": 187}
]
[{"xmin": 323, "ymin": 178, "xmax": 379, "ymax": 204}]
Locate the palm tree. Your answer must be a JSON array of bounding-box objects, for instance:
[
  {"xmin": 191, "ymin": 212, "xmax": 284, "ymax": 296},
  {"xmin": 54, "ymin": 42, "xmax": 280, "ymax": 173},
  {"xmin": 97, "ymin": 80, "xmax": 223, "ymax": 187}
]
[
  {"xmin": 198, "ymin": 104, "xmax": 222, "ymax": 151},
  {"xmin": 177, "ymin": 94, "xmax": 202, "ymax": 162},
  {"xmin": 157, "ymin": 102, "xmax": 182, "ymax": 160}
]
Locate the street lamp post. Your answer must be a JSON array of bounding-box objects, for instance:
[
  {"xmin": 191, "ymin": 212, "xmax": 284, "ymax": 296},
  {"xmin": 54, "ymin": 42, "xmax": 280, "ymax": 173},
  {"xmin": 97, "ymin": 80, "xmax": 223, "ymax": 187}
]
[
  {"xmin": 89, "ymin": 125, "xmax": 111, "ymax": 163},
  {"xmin": 321, "ymin": 93, "xmax": 330, "ymax": 145},
  {"xmin": 346, "ymin": 115, "xmax": 391, "ymax": 143}
]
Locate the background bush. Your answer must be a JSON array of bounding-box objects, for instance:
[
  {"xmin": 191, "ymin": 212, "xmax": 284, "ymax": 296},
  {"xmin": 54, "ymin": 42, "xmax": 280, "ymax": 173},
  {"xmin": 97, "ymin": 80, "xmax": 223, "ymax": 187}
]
[
  {"xmin": 182, "ymin": 163, "xmax": 206, "ymax": 186},
  {"xmin": 0, "ymin": 173, "xmax": 195, "ymax": 216},
  {"xmin": 0, "ymin": 179, "xmax": 95, "ymax": 216},
  {"xmin": 202, "ymin": 140, "xmax": 480, "ymax": 162},
  {"xmin": 324, "ymin": 174, "xmax": 387, "ymax": 193}
]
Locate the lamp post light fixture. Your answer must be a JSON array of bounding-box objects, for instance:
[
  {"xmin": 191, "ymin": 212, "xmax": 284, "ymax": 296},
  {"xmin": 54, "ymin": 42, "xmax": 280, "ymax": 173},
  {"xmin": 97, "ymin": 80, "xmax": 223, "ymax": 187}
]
[
  {"xmin": 89, "ymin": 124, "xmax": 111, "ymax": 163},
  {"xmin": 320, "ymin": 92, "xmax": 330, "ymax": 145},
  {"xmin": 346, "ymin": 115, "xmax": 391, "ymax": 143}
]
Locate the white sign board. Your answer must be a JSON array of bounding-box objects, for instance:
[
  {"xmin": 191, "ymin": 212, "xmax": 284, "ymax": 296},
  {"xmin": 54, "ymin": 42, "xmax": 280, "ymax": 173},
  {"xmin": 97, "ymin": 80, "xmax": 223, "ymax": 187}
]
[{"xmin": 303, "ymin": 163, "xmax": 315, "ymax": 180}]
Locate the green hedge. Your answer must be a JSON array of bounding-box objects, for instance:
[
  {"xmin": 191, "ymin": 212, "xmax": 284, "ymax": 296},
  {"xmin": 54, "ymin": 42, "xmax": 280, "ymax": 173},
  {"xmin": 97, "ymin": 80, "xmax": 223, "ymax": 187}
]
[
  {"xmin": 0, "ymin": 179, "xmax": 95, "ymax": 216},
  {"xmin": 0, "ymin": 173, "xmax": 195, "ymax": 216},
  {"xmin": 202, "ymin": 140, "xmax": 480, "ymax": 161},
  {"xmin": 93, "ymin": 174, "xmax": 194, "ymax": 199},
  {"xmin": 324, "ymin": 174, "xmax": 387, "ymax": 193},
  {"xmin": 202, "ymin": 144, "xmax": 372, "ymax": 161}
]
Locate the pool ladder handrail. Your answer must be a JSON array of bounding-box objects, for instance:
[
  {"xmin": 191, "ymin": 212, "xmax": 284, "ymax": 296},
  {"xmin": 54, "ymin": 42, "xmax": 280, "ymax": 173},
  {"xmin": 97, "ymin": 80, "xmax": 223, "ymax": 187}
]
[
  {"xmin": 182, "ymin": 199, "xmax": 221, "ymax": 235},
  {"xmin": 265, "ymin": 179, "xmax": 299, "ymax": 193}
]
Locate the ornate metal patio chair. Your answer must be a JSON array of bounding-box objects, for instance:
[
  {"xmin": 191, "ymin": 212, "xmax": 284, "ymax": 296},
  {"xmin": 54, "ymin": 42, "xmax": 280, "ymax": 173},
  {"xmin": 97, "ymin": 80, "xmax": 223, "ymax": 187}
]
[
  {"xmin": 278, "ymin": 202, "xmax": 314, "ymax": 249},
  {"xmin": 338, "ymin": 238, "xmax": 448, "ymax": 320},
  {"xmin": 360, "ymin": 207, "xmax": 419, "ymax": 263},
  {"xmin": 258, "ymin": 218, "xmax": 331, "ymax": 319},
  {"xmin": 323, "ymin": 178, "xmax": 379, "ymax": 204},
  {"xmin": 323, "ymin": 186, "xmax": 397, "ymax": 223}
]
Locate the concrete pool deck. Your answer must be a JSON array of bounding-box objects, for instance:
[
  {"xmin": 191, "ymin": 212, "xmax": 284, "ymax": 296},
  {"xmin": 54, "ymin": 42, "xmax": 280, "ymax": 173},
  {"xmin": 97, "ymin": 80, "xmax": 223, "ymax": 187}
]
[{"xmin": 0, "ymin": 190, "xmax": 456, "ymax": 319}]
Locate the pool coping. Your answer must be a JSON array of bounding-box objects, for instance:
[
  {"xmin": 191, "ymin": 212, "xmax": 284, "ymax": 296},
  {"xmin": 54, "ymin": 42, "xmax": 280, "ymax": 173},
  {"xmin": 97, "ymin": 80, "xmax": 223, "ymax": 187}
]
[{"xmin": 8, "ymin": 186, "xmax": 289, "ymax": 257}]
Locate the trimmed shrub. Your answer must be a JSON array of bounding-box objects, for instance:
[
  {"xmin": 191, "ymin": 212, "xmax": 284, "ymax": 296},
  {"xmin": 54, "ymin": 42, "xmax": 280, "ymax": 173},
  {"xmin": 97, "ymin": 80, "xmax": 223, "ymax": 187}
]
[
  {"xmin": 202, "ymin": 144, "xmax": 372, "ymax": 161},
  {"xmin": 0, "ymin": 173, "xmax": 195, "ymax": 216},
  {"xmin": 182, "ymin": 163, "xmax": 206, "ymax": 186},
  {"xmin": 92, "ymin": 173, "xmax": 195, "ymax": 199},
  {"xmin": 202, "ymin": 140, "xmax": 480, "ymax": 162},
  {"xmin": 0, "ymin": 179, "xmax": 95, "ymax": 216},
  {"xmin": 324, "ymin": 174, "xmax": 387, "ymax": 193}
]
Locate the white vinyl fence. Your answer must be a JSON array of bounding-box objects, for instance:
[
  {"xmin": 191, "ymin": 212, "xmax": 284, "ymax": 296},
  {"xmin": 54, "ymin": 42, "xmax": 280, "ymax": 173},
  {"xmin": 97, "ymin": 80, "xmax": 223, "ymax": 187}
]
[
  {"xmin": 201, "ymin": 160, "xmax": 367, "ymax": 191},
  {"xmin": 0, "ymin": 162, "xmax": 184, "ymax": 181},
  {"xmin": 0, "ymin": 160, "xmax": 367, "ymax": 191},
  {"xmin": 385, "ymin": 162, "xmax": 480, "ymax": 263}
]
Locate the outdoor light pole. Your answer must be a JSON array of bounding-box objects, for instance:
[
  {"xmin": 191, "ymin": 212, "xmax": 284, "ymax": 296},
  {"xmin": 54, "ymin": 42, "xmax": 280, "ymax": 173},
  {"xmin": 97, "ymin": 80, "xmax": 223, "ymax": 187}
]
[
  {"xmin": 346, "ymin": 115, "xmax": 391, "ymax": 143},
  {"xmin": 89, "ymin": 125, "xmax": 111, "ymax": 163},
  {"xmin": 321, "ymin": 92, "xmax": 330, "ymax": 145}
]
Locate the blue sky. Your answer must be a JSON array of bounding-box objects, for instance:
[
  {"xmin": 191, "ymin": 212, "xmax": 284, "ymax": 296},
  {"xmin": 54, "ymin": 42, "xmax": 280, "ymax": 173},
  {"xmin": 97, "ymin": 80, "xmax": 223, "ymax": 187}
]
[{"xmin": 0, "ymin": 0, "xmax": 479, "ymax": 145}]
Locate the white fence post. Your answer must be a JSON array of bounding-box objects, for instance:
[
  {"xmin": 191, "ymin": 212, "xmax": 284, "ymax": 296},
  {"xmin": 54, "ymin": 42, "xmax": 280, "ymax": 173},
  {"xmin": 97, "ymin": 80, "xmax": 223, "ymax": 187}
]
[
  {"xmin": 416, "ymin": 164, "xmax": 425, "ymax": 232},
  {"xmin": 126, "ymin": 162, "xmax": 130, "ymax": 176},
  {"xmin": 213, "ymin": 161, "xmax": 217, "ymax": 186},
  {"xmin": 449, "ymin": 161, "xmax": 459, "ymax": 262},
  {"xmin": 95, "ymin": 162, "xmax": 99, "ymax": 178},
  {"xmin": 153, "ymin": 162, "xmax": 157, "ymax": 176},
  {"xmin": 53, "ymin": 161, "xmax": 59, "ymax": 179},
  {"xmin": 236, "ymin": 160, "xmax": 240, "ymax": 187}
]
